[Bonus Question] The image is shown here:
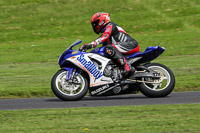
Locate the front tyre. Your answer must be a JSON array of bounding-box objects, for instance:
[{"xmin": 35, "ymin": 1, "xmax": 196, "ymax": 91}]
[
  {"xmin": 139, "ymin": 63, "xmax": 175, "ymax": 97},
  {"xmin": 51, "ymin": 69, "xmax": 88, "ymax": 101}
]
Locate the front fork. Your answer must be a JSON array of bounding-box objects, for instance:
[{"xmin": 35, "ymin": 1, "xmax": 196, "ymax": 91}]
[{"xmin": 62, "ymin": 67, "xmax": 81, "ymax": 81}]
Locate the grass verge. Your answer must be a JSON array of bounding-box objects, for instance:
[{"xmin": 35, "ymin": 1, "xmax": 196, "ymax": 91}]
[{"xmin": 0, "ymin": 104, "xmax": 200, "ymax": 133}]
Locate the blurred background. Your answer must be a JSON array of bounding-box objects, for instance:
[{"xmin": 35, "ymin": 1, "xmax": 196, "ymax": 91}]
[{"xmin": 0, "ymin": 0, "xmax": 199, "ymax": 98}]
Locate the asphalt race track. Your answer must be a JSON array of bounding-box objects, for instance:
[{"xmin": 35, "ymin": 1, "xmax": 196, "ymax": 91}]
[{"xmin": 0, "ymin": 91, "xmax": 200, "ymax": 110}]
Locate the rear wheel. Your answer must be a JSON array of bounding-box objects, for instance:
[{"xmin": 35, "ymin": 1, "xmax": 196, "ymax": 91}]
[
  {"xmin": 51, "ymin": 69, "xmax": 88, "ymax": 101},
  {"xmin": 139, "ymin": 63, "xmax": 175, "ymax": 97}
]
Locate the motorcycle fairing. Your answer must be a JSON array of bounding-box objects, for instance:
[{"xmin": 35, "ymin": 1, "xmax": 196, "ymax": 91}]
[
  {"xmin": 127, "ymin": 46, "xmax": 165, "ymax": 61},
  {"xmin": 58, "ymin": 39, "xmax": 87, "ymax": 67},
  {"xmin": 59, "ymin": 50, "xmax": 87, "ymax": 67},
  {"xmin": 65, "ymin": 53, "xmax": 114, "ymax": 87},
  {"xmin": 89, "ymin": 83, "xmax": 120, "ymax": 96}
]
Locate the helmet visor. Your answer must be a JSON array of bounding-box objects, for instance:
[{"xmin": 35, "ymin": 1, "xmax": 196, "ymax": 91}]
[{"xmin": 91, "ymin": 19, "xmax": 100, "ymax": 34}]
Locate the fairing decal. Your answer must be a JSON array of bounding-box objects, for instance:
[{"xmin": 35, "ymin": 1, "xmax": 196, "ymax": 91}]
[
  {"xmin": 66, "ymin": 53, "xmax": 113, "ymax": 87},
  {"xmin": 89, "ymin": 83, "xmax": 120, "ymax": 96}
]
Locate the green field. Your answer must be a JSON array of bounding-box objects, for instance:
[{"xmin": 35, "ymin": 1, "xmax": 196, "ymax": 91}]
[
  {"xmin": 0, "ymin": 0, "xmax": 200, "ymax": 132},
  {"xmin": 0, "ymin": 104, "xmax": 200, "ymax": 133},
  {"xmin": 0, "ymin": 0, "xmax": 200, "ymax": 98}
]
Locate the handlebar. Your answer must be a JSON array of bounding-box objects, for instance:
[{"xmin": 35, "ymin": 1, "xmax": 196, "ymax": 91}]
[{"xmin": 79, "ymin": 48, "xmax": 87, "ymax": 52}]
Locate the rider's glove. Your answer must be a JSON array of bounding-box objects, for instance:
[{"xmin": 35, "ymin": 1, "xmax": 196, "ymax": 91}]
[
  {"xmin": 79, "ymin": 43, "xmax": 93, "ymax": 51},
  {"xmin": 90, "ymin": 41, "xmax": 98, "ymax": 48}
]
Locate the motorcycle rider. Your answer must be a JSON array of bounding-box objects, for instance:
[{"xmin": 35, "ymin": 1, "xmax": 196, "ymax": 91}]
[{"xmin": 80, "ymin": 12, "xmax": 140, "ymax": 77}]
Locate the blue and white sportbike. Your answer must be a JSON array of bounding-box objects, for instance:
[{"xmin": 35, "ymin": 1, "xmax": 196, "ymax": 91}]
[{"xmin": 51, "ymin": 39, "xmax": 175, "ymax": 101}]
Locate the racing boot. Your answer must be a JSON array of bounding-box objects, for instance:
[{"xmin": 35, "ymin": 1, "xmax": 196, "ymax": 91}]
[
  {"xmin": 104, "ymin": 44, "xmax": 135, "ymax": 78},
  {"xmin": 118, "ymin": 57, "xmax": 135, "ymax": 78}
]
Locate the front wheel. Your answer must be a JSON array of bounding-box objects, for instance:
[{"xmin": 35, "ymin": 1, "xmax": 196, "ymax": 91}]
[
  {"xmin": 51, "ymin": 69, "xmax": 88, "ymax": 101},
  {"xmin": 139, "ymin": 63, "xmax": 175, "ymax": 97}
]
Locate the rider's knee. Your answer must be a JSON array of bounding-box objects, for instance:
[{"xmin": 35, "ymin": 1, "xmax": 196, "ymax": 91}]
[{"xmin": 104, "ymin": 45, "xmax": 115, "ymax": 57}]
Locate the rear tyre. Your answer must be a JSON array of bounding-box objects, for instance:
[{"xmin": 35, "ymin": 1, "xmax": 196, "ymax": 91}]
[
  {"xmin": 139, "ymin": 63, "xmax": 175, "ymax": 97},
  {"xmin": 51, "ymin": 69, "xmax": 88, "ymax": 101}
]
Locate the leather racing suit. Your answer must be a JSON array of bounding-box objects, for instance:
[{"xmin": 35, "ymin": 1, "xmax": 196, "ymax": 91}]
[{"xmin": 90, "ymin": 22, "xmax": 140, "ymax": 77}]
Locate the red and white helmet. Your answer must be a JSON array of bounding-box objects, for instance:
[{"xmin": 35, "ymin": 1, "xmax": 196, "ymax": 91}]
[{"xmin": 91, "ymin": 12, "xmax": 110, "ymax": 34}]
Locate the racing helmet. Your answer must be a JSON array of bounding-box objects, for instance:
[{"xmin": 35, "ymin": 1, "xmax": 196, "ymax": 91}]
[{"xmin": 91, "ymin": 12, "xmax": 110, "ymax": 34}]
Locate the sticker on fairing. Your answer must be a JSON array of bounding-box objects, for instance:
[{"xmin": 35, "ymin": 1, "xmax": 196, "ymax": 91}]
[{"xmin": 77, "ymin": 54, "xmax": 103, "ymax": 79}]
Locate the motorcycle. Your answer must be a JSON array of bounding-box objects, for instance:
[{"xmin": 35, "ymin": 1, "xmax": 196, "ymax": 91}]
[{"xmin": 51, "ymin": 39, "xmax": 175, "ymax": 101}]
